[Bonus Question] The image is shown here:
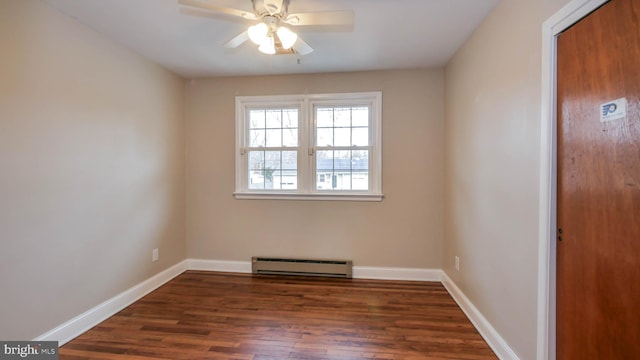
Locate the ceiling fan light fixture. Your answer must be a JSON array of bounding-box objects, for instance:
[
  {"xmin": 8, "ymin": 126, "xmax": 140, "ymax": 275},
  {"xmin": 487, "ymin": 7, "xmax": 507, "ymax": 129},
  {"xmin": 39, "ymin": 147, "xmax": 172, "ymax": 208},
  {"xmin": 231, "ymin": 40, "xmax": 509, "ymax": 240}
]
[
  {"xmin": 258, "ymin": 35, "xmax": 276, "ymax": 54},
  {"xmin": 276, "ymin": 26, "xmax": 297, "ymax": 49},
  {"xmin": 248, "ymin": 22, "xmax": 269, "ymax": 45}
]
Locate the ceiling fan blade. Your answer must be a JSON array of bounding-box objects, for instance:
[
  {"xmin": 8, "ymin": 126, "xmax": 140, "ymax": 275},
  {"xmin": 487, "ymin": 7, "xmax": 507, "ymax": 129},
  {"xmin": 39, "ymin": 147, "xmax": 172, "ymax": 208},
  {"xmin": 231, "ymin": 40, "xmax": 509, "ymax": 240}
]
[
  {"xmin": 224, "ymin": 30, "xmax": 249, "ymax": 48},
  {"xmin": 293, "ymin": 37, "xmax": 313, "ymax": 55},
  {"xmin": 285, "ymin": 10, "xmax": 354, "ymax": 26},
  {"xmin": 178, "ymin": 0, "xmax": 257, "ymax": 20},
  {"xmin": 179, "ymin": 8, "xmax": 240, "ymax": 21}
]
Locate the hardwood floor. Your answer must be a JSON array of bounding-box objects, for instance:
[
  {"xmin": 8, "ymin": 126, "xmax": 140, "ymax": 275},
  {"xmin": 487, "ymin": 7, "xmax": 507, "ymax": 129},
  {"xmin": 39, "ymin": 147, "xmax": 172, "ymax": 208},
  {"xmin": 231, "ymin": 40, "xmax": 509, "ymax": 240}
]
[{"xmin": 60, "ymin": 271, "xmax": 497, "ymax": 359}]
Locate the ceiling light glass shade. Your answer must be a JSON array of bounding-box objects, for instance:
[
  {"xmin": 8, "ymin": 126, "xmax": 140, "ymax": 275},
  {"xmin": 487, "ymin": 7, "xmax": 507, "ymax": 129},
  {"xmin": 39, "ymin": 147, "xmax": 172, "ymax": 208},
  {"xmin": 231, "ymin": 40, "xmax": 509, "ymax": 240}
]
[
  {"xmin": 276, "ymin": 26, "xmax": 298, "ymax": 49},
  {"xmin": 258, "ymin": 35, "xmax": 276, "ymax": 54},
  {"xmin": 248, "ymin": 22, "xmax": 269, "ymax": 45}
]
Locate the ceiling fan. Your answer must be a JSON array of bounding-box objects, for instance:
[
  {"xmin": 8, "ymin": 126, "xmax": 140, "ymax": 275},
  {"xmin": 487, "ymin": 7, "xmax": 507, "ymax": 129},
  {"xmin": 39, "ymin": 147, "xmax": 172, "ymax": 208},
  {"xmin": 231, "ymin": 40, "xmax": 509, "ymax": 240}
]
[{"xmin": 178, "ymin": 0, "xmax": 354, "ymax": 55}]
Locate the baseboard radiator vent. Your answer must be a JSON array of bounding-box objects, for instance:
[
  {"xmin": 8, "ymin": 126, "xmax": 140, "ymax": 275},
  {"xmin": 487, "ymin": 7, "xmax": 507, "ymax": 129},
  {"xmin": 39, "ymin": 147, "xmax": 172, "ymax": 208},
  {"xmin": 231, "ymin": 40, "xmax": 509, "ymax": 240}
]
[{"xmin": 252, "ymin": 257, "xmax": 353, "ymax": 278}]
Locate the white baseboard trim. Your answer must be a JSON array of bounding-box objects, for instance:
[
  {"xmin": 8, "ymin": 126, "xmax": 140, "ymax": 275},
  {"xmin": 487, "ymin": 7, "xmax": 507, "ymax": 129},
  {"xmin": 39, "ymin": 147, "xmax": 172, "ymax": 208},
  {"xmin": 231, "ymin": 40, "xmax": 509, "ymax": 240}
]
[
  {"xmin": 353, "ymin": 266, "xmax": 442, "ymax": 281},
  {"xmin": 185, "ymin": 259, "xmax": 442, "ymax": 282},
  {"xmin": 34, "ymin": 260, "xmax": 188, "ymax": 346},
  {"xmin": 187, "ymin": 259, "xmax": 252, "ymax": 273},
  {"xmin": 441, "ymin": 272, "xmax": 520, "ymax": 360}
]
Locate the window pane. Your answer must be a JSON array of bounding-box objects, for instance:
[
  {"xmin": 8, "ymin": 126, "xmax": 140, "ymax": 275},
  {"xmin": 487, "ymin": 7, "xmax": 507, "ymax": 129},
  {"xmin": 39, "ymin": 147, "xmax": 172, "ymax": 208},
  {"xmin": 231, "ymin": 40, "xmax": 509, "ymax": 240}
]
[
  {"xmin": 266, "ymin": 129, "xmax": 282, "ymax": 147},
  {"xmin": 248, "ymin": 150, "xmax": 298, "ymax": 190},
  {"xmin": 316, "ymin": 108, "xmax": 333, "ymax": 127},
  {"xmin": 316, "ymin": 150, "xmax": 333, "ymax": 190},
  {"xmin": 352, "ymin": 107, "xmax": 368, "ymax": 127},
  {"xmin": 266, "ymin": 151, "xmax": 280, "ymax": 189},
  {"xmin": 315, "ymin": 106, "xmax": 370, "ymax": 147},
  {"xmin": 317, "ymin": 128, "xmax": 333, "ymax": 147},
  {"xmin": 352, "ymin": 150, "xmax": 369, "ymax": 170},
  {"xmin": 265, "ymin": 151, "xmax": 281, "ymax": 170},
  {"xmin": 283, "ymin": 109, "xmax": 298, "ymax": 128},
  {"xmin": 353, "ymin": 150, "xmax": 369, "ymax": 190},
  {"xmin": 248, "ymin": 151, "xmax": 265, "ymax": 189},
  {"xmin": 352, "ymin": 172, "xmax": 369, "ymax": 190},
  {"xmin": 282, "ymin": 151, "xmax": 297, "ymax": 170},
  {"xmin": 316, "ymin": 150, "xmax": 333, "ymax": 172},
  {"xmin": 249, "ymin": 151, "xmax": 264, "ymax": 167},
  {"xmin": 334, "ymin": 150, "xmax": 351, "ymax": 170},
  {"xmin": 333, "ymin": 173, "xmax": 350, "ymax": 190},
  {"xmin": 249, "ymin": 110, "xmax": 265, "ymax": 129},
  {"xmin": 352, "ymin": 127, "xmax": 368, "ymax": 146},
  {"xmin": 266, "ymin": 110, "xmax": 282, "ymax": 128},
  {"xmin": 271, "ymin": 169, "xmax": 282, "ymax": 190},
  {"xmin": 280, "ymin": 170, "xmax": 297, "ymax": 190},
  {"xmin": 283, "ymin": 128, "xmax": 298, "ymax": 147},
  {"xmin": 250, "ymin": 108, "xmax": 299, "ymax": 148},
  {"xmin": 315, "ymin": 149, "xmax": 369, "ymax": 191},
  {"xmin": 334, "ymin": 108, "xmax": 351, "ymax": 127},
  {"xmin": 334, "ymin": 128, "xmax": 351, "ymax": 146},
  {"xmin": 281, "ymin": 152, "xmax": 297, "ymax": 190},
  {"xmin": 249, "ymin": 129, "xmax": 265, "ymax": 147}
]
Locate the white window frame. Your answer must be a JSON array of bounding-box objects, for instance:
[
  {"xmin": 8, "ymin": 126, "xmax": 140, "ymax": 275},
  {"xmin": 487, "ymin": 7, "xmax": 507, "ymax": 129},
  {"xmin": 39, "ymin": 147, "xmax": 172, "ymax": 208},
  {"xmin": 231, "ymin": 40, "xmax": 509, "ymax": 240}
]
[{"xmin": 234, "ymin": 92, "xmax": 383, "ymax": 201}]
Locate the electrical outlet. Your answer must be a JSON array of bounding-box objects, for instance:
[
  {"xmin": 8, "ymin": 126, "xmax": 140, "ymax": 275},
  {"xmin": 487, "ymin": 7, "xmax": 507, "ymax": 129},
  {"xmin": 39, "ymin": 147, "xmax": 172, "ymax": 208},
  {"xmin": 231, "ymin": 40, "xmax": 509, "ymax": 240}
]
[
  {"xmin": 455, "ymin": 256, "xmax": 460, "ymax": 271},
  {"xmin": 152, "ymin": 248, "xmax": 159, "ymax": 262}
]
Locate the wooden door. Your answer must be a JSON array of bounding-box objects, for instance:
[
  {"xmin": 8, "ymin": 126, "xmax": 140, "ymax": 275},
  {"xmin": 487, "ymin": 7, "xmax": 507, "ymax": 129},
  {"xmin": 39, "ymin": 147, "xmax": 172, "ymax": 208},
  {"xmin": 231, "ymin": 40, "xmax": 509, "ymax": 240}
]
[{"xmin": 556, "ymin": 0, "xmax": 640, "ymax": 358}]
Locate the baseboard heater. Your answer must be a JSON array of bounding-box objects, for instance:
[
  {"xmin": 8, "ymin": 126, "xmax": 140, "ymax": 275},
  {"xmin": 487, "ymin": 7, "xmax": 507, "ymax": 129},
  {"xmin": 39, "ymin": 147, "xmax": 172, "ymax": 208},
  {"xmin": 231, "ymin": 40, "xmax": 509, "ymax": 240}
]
[{"xmin": 252, "ymin": 257, "xmax": 353, "ymax": 278}]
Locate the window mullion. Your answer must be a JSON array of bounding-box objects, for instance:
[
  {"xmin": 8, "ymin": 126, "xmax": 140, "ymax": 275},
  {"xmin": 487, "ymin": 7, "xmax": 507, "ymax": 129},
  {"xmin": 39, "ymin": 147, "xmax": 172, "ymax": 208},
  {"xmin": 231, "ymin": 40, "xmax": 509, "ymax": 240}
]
[{"xmin": 300, "ymin": 98, "xmax": 313, "ymax": 194}]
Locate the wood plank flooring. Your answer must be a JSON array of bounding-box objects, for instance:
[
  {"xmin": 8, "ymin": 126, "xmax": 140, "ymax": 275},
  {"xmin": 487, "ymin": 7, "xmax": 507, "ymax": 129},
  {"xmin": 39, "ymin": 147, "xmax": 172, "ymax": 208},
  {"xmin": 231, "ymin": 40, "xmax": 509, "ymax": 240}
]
[{"xmin": 60, "ymin": 271, "xmax": 497, "ymax": 360}]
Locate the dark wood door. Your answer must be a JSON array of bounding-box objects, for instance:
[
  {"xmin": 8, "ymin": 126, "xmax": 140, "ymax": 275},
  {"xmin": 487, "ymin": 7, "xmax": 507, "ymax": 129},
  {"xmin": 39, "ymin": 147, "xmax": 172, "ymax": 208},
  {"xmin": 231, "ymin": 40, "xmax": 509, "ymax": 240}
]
[{"xmin": 556, "ymin": 0, "xmax": 640, "ymax": 358}]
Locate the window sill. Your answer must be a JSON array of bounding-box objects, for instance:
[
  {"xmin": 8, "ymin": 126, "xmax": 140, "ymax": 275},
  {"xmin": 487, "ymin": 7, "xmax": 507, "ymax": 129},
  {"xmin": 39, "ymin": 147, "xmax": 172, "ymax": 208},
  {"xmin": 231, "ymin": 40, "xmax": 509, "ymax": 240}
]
[{"xmin": 233, "ymin": 192, "xmax": 384, "ymax": 202}]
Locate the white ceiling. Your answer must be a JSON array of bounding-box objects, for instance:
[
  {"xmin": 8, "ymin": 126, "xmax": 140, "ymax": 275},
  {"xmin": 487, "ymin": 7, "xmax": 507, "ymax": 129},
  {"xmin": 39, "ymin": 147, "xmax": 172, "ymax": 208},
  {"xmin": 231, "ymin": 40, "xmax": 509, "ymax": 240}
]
[{"xmin": 44, "ymin": 0, "xmax": 500, "ymax": 78}]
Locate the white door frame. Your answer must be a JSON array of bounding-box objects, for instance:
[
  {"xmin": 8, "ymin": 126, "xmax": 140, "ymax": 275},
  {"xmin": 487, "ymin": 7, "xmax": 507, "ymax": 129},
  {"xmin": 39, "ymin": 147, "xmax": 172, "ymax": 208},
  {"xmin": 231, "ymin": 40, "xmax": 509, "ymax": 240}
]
[{"xmin": 537, "ymin": 0, "xmax": 609, "ymax": 359}]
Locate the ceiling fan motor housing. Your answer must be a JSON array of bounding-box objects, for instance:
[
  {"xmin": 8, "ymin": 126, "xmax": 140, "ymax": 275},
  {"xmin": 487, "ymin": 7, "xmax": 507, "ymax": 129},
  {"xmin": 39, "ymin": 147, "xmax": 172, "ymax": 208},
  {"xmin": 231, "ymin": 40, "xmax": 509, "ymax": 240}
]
[
  {"xmin": 252, "ymin": 0, "xmax": 289, "ymax": 17},
  {"xmin": 263, "ymin": 16, "xmax": 279, "ymax": 29}
]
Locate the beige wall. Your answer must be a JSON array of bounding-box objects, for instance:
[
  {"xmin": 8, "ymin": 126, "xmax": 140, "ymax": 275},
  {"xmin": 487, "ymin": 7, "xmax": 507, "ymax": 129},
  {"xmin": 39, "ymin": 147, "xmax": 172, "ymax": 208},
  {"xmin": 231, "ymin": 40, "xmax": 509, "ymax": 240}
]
[
  {"xmin": 0, "ymin": 0, "xmax": 581, "ymax": 353},
  {"xmin": 186, "ymin": 70, "xmax": 443, "ymax": 268},
  {"xmin": 443, "ymin": 0, "xmax": 571, "ymax": 358},
  {"xmin": 0, "ymin": 1, "xmax": 185, "ymax": 340}
]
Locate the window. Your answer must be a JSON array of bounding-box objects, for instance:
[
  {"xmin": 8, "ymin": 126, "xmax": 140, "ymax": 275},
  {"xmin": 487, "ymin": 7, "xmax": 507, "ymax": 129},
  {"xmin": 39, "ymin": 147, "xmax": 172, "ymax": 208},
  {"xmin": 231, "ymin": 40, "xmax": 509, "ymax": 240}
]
[
  {"xmin": 246, "ymin": 108, "xmax": 299, "ymax": 190},
  {"xmin": 235, "ymin": 92, "xmax": 382, "ymax": 201}
]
